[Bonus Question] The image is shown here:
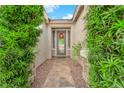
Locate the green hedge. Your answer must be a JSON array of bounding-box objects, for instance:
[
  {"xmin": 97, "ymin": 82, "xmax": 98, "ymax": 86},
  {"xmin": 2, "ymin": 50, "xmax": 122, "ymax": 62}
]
[
  {"xmin": 0, "ymin": 6, "xmax": 44, "ymax": 87},
  {"xmin": 86, "ymin": 6, "xmax": 124, "ymax": 87}
]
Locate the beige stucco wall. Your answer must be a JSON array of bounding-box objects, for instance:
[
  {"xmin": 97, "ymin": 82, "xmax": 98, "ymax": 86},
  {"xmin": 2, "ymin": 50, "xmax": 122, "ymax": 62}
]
[
  {"xmin": 72, "ymin": 6, "xmax": 89, "ymax": 58},
  {"xmin": 73, "ymin": 6, "xmax": 89, "ymax": 85},
  {"xmin": 49, "ymin": 23, "xmax": 72, "ymax": 28},
  {"xmin": 30, "ymin": 21, "xmax": 49, "ymax": 83},
  {"xmin": 73, "ymin": 6, "xmax": 88, "ymax": 45},
  {"xmin": 34, "ymin": 22, "xmax": 49, "ymax": 68}
]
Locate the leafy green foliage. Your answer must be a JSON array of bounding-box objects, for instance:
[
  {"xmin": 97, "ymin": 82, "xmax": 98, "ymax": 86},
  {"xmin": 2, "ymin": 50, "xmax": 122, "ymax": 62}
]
[
  {"xmin": 86, "ymin": 6, "xmax": 124, "ymax": 87},
  {"xmin": 0, "ymin": 6, "xmax": 44, "ymax": 87},
  {"xmin": 72, "ymin": 42, "xmax": 81, "ymax": 59}
]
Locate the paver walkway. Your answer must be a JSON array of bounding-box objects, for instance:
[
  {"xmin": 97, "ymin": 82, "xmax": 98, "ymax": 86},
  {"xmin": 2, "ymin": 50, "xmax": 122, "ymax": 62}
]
[{"xmin": 32, "ymin": 58, "xmax": 87, "ymax": 88}]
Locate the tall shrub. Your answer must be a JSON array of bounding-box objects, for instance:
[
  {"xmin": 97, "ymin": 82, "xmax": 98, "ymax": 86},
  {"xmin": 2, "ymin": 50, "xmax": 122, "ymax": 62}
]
[
  {"xmin": 86, "ymin": 6, "xmax": 124, "ymax": 87},
  {"xmin": 0, "ymin": 6, "xmax": 44, "ymax": 87}
]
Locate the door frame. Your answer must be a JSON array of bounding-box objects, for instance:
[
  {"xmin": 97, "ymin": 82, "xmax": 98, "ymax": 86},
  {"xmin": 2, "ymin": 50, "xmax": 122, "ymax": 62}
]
[{"xmin": 51, "ymin": 28, "xmax": 71, "ymax": 57}]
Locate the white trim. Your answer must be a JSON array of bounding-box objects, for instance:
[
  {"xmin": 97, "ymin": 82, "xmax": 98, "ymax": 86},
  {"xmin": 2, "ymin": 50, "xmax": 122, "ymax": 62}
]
[
  {"xmin": 49, "ymin": 20, "xmax": 72, "ymax": 24},
  {"xmin": 55, "ymin": 31, "xmax": 57, "ymax": 56},
  {"xmin": 66, "ymin": 29, "xmax": 68, "ymax": 56}
]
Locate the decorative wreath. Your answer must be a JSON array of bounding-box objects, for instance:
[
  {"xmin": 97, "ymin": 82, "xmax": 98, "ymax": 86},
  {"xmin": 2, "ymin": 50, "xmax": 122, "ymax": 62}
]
[{"xmin": 59, "ymin": 32, "xmax": 64, "ymax": 39}]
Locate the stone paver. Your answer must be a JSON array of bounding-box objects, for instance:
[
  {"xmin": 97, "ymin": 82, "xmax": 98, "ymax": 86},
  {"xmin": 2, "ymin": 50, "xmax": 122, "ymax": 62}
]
[
  {"xmin": 43, "ymin": 58, "xmax": 75, "ymax": 87},
  {"xmin": 32, "ymin": 58, "xmax": 87, "ymax": 88}
]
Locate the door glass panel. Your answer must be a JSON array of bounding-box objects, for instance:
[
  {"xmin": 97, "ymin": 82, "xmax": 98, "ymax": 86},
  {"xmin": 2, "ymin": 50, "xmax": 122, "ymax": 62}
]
[
  {"xmin": 58, "ymin": 32, "xmax": 65, "ymax": 55},
  {"xmin": 52, "ymin": 31, "xmax": 55, "ymax": 48},
  {"xmin": 68, "ymin": 31, "xmax": 70, "ymax": 48}
]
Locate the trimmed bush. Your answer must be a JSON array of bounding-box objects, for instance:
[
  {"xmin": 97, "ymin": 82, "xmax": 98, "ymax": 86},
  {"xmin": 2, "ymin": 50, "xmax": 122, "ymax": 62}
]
[
  {"xmin": 0, "ymin": 6, "xmax": 44, "ymax": 87},
  {"xmin": 86, "ymin": 6, "xmax": 124, "ymax": 87},
  {"xmin": 72, "ymin": 42, "xmax": 81, "ymax": 59}
]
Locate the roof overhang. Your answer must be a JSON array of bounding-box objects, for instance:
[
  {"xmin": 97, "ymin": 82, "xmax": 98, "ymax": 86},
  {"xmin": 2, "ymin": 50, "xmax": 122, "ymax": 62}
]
[
  {"xmin": 72, "ymin": 5, "xmax": 84, "ymax": 22},
  {"xmin": 43, "ymin": 11, "xmax": 49, "ymax": 23}
]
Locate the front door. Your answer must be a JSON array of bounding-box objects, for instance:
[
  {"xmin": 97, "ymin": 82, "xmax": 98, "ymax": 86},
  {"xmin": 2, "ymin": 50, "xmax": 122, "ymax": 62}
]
[{"xmin": 57, "ymin": 31, "xmax": 66, "ymax": 56}]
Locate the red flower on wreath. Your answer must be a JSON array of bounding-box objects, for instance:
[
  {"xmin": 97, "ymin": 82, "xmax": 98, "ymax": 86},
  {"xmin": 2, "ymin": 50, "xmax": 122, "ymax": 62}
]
[{"xmin": 59, "ymin": 32, "xmax": 64, "ymax": 39}]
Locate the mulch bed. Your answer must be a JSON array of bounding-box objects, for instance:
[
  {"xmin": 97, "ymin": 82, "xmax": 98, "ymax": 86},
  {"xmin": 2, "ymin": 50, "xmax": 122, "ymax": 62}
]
[{"xmin": 32, "ymin": 59, "xmax": 54, "ymax": 88}]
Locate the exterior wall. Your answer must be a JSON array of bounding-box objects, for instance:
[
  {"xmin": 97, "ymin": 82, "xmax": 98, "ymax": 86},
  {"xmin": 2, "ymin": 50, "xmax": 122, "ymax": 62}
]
[
  {"xmin": 73, "ymin": 6, "xmax": 89, "ymax": 85},
  {"xmin": 30, "ymin": 21, "xmax": 49, "ymax": 83},
  {"xmin": 72, "ymin": 6, "xmax": 89, "ymax": 58},
  {"xmin": 49, "ymin": 23, "xmax": 72, "ymax": 28},
  {"xmin": 47, "ymin": 25, "xmax": 52, "ymax": 59},
  {"xmin": 34, "ymin": 22, "xmax": 49, "ymax": 68},
  {"xmin": 73, "ymin": 6, "xmax": 88, "ymax": 44},
  {"xmin": 70, "ymin": 24, "xmax": 75, "ymax": 58}
]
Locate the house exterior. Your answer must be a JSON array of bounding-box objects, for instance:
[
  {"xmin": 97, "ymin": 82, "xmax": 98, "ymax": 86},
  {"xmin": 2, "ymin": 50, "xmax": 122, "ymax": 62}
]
[
  {"xmin": 33, "ymin": 5, "xmax": 88, "ymax": 69},
  {"xmin": 29, "ymin": 5, "xmax": 89, "ymax": 84},
  {"xmin": 28, "ymin": 6, "xmax": 89, "ymax": 81}
]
